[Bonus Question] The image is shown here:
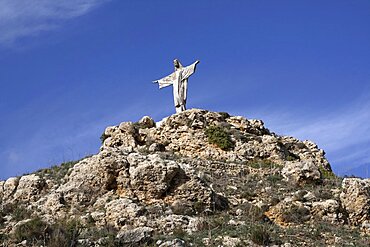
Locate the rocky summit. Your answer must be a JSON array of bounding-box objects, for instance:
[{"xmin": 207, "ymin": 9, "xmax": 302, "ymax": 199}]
[{"xmin": 1, "ymin": 109, "xmax": 370, "ymax": 246}]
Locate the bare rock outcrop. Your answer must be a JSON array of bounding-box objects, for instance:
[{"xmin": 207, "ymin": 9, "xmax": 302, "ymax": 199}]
[
  {"xmin": 340, "ymin": 178, "xmax": 370, "ymax": 225},
  {"xmin": 101, "ymin": 109, "xmax": 330, "ymax": 173},
  {"xmin": 127, "ymin": 153, "xmax": 182, "ymax": 201},
  {"xmin": 311, "ymin": 199, "xmax": 344, "ymax": 223},
  {"xmin": 281, "ymin": 160, "xmax": 321, "ymax": 185},
  {"xmin": 13, "ymin": 174, "xmax": 46, "ymax": 202},
  {"xmin": 4, "ymin": 109, "xmax": 369, "ymax": 246},
  {"xmin": 116, "ymin": 226, "xmax": 154, "ymax": 246},
  {"xmin": 2, "ymin": 177, "xmax": 19, "ymax": 200}
]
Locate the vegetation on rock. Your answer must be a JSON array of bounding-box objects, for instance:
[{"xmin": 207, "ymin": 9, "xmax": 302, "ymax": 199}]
[{"xmin": 205, "ymin": 125, "xmax": 234, "ymax": 150}]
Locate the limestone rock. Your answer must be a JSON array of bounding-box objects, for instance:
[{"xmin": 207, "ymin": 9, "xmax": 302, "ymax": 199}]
[
  {"xmin": 157, "ymin": 238, "xmax": 186, "ymax": 247},
  {"xmin": 13, "ymin": 174, "xmax": 45, "ymax": 202},
  {"xmin": 98, "ymin": 109, "xmax": 330, "ymax": 175},
  {"xmin": 105, "ymin": 198, "xmax": 144, "ymax": 228},
  {"xmin": 311, "ymin": 199, "xmax": 344, "ymax": 223},
  {"xmin": 127, "ymin": 153, "xmax": 181, "ymax": 201},
  {"xmin": 149, "ymin": 143, "xmax": 165, "ymax": 152},
  {"xmin": 0, "ymin": 181, "xmax": 4, "ymax": 199},
  {"xmin": 103, "ymin": 122, "xmax": 139, "ymax": 148},
  {"xmin": 156, "ymin": 214, "xmax": 198, "ymax": 234},
  {"xmin": 222, "ymin": 236, "xmax": 242, "ymax": 247},
  {"xmin": 265, "ymin": 198, "xmax": 311, "ymax": 225},
  {"xmin": 0, "ymin": 109, "xmax": 343, "ymax": 246},
  {"xmin": 116, "ymin": 226, "xmax": 153, "ymax": 246},
  {"xmin": 281, "ymin": 160, "xmax": 321, "ymax": 184},
  {"xmin": 57, "ymin": 153, "xmax": 127, "ymax": 206},
  {"xmin": 138, "ymin": 116, "xmax": 155, "ymax": 129},
  {"xmin": 340, "ymin": 178, "xmax": 370, "ymax": 225},
  {"xmin": 2, "ymin": 177, "xmax": 19, "ymax": 200}
]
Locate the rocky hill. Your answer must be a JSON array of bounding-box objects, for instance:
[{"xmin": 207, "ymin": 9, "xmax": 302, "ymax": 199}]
[{"xmin": 1, "ymin": 109, "xmax": 370, "ymax": 246}]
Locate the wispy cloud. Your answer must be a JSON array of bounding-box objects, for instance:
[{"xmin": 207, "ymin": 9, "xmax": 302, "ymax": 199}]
[
  {"xmin": 253, "ymin": 96, "xmax": 370, "ymax": 173},
  {"xmin": 0, "ymin": 0, "xmax": 108, "ymax": 45}
]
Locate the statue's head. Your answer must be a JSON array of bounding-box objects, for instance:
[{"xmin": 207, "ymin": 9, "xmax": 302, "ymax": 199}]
[
  {"xmin": 173, "ymin": 59, "xmax": 180, "ymax": 68},
  {"xmin": 173, "ymin": 59, "xmax": 184, "ymax": 70}
]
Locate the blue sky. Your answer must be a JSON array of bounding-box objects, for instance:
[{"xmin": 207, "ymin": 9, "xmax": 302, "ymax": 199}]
[{"xmin": 0, "ymin": 0, "xmax": 369, "ymax": 180}]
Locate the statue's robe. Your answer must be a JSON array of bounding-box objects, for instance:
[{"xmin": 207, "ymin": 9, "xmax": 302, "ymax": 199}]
[{"xmin": 154, "ymin": 60, "xmax": 199, "ymax": 113}]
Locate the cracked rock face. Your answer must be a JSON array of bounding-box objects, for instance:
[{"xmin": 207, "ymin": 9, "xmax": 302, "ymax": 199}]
[
  {"xmin": 340, "ymin": 178, "xmax": 370, "ymax": 225},
  {"xmin": 127, "ymin": 153, "xmax": 182, "ymax": 201},
  {"xmin": 1, "ymin": 177, "xmax": 20, "ymax": 200},
  {"xmin": 281, "ymin": 160, "xmax": 321, "ymax": 185},
  {"xmin": 13, "ymin": 174, "xmax": 46, "ymax": 202}
]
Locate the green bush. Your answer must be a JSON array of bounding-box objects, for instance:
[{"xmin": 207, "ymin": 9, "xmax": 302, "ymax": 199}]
[
  {"xmin": 205, "ymin": 126, "xmax": 234, "ymax": 150},
  {"xmin": 319, "ymin": 166, "xmax": 336, "ymax": 179}
]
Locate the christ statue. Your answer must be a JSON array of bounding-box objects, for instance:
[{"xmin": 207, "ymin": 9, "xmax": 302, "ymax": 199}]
[{"xmin": 153, "ymin": 59, "xmax": 200, "ymax": 113}]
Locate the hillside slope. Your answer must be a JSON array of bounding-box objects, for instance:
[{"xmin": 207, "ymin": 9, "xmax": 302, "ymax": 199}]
[{"xmin": 1, "ymin": 109, "xmax": 369, "ymax": 246}]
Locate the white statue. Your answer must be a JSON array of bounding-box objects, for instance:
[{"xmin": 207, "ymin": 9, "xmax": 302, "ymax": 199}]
[{"xmin": 153, "ymin": 59, "xmax": 200, "ymax": 113}]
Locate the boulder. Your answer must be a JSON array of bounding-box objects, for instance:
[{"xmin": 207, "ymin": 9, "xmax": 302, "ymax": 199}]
[
  {"xmin": 340, "ymin": 178, "xmax": 370, "ymax": 225},
  {"xmin": 116, "ymin": 227, "xmax": 153, "ymax": 246},
  {"xmin": 13, "ymin": 174, "xmax": 45, "ymax": 202},
  {"xmin": 282, "ymin": 160, "xmax": 321, "ymax": 184},
  {"xmin": 105, "ymin": 198, "xmax": 144, "ymax": 227},
  {"xmin": 265, "ymin": 198, "xmax": 311, "ymax": 225},
  {"xmin": 127, "ymin": 153, "xmax": 181, "ymax": 201},
  {"xmin": 57, "ymin": 153, "xmax": 127, "ymax": 206},
  {"xmin": 138, "ymin": 116, "xmax": 155, "ymax": 129},
  {"xmin": 2, "ymin": 177, "xmax": 19, "ymax": 199},
  {"xmin": 311, "ymin": 199, "xmax": 344, "ymax": 223}
]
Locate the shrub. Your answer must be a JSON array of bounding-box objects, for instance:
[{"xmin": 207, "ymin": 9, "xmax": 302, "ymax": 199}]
[
  {"xmin": 250, "ymin": 224, "xmax": 271, "ymax": 245},
  {"xmin": 172, "ymin": 226, "xmax": 186, "ymax": 239},
  {"xmin": 205, "ymin": 126, "xmax": 234, "ymax": 150},
  {"xmin": 35, "ymin": 158, "xmax": 87, "ymax": 184},
  {"xmin": 12, "ymin": 217, "xmax": 84, "ymax": 247},
  {"xmin": 12, "ymin": 205, "xmax": 32, "ymax": 222},
  {"xmin": 319, "ymin": 166, "xmax": 336, "ymax": 179},
  {"xmin": 267, "ymin": 174, "xmax": 283, "ymax": 184},
  {"xmin": 13, "ymin": 217, "xmax": 49, "ymax": 244},
  {"xmin": 0, "ymin": 203, "xmax": 31, "ymax": 223},
  {"xmin": 0, "ymin": 233, "xmax": 7, "ymax": 243},
  {"xmin": 48, "ymin": 219, "xmax": 82, "ymax": 247},
  {"xmin": 218, "ymin": 112, "xmax": 231, "ymax": 119},
  {"xmin": 193, "ymin": 201, "xmax": 206, "ymax": 214},
  {"xmin": 247, "ymin": 159, "xmax": 281, "ymax": 169},
  {"xmin": 281, "ymin": 204, "xmax": 310, "ymax": 223},
  {"xmin": 286, "ymin": 152, "xmax": 300, "ymax": 161},
  {"xmin": 240, "ymin": 203, "xmax": 265, "ymax": 222}
]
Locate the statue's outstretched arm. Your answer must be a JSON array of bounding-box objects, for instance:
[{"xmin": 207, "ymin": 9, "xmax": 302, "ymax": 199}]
[
  {"xmin": 153, "ymin": 72, "xmax": 176, "ymax": 89},
  {"xmin": 182, "ymin": 60, "xmax": 200, "ymax": 80}
]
